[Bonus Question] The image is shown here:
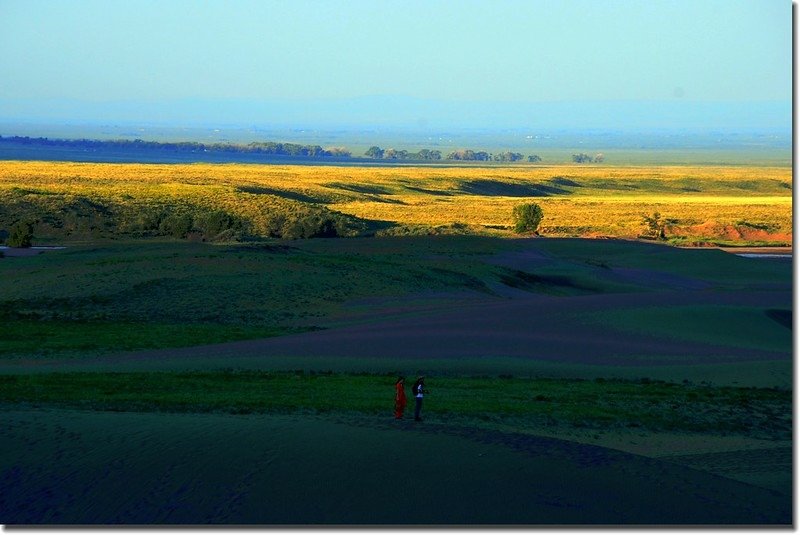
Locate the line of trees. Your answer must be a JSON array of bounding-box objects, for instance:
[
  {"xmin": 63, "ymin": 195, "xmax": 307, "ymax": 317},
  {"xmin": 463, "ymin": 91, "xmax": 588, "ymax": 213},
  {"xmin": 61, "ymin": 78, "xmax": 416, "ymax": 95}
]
[
  {"xmin": 1, "ymin": 136, "xmax": 607, "ymax": 164},
  {"xmin": 365, "ymin": 146, "xmax": 443, "ymax": 160},
  {"xmin": 0, "ymin": 136, "xmax": 352, "ymax": 158},
  {"xmin": 366, "ymin": 146, "xmax": 541, "ymax": 162},
  {"xmin": 572, "ymin": 153, "xmax": 605, "ymax": 163}
]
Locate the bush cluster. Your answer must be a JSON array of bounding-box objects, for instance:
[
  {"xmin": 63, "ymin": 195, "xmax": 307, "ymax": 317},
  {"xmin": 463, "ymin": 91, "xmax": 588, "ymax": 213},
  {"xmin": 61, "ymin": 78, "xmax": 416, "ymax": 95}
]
[
  {"xmin": 0, "ymin": 190, "xmax": 366, "ymax": 242},
  {"xmin": 7, "ymin": 221, "xmax": 34, "ymax": 247}
]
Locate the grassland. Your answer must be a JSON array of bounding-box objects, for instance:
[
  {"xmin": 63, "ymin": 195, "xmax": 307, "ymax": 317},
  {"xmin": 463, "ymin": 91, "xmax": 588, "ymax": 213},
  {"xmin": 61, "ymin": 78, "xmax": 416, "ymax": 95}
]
[
  {"xmin": 1, "ymin": 371, "xmax": 790, "ymax": 439},
  {"xmin": 0, "ymin": 237, "xmax": 790, "ymax": 429},
  {"xmin": 0, "ymin": 160, "xmax": 792, "ymax": 524},
  {"xmin": 0, "ymin": 237, "xmax": 790, "ymax": 358},
  {"xmin": 0, "ymin": 160, "xmax": 791, "ymax": 245}
]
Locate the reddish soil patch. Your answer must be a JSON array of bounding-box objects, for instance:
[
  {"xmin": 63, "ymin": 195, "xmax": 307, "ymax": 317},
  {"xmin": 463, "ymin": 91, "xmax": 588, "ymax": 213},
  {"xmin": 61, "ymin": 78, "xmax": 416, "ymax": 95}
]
[{"xmin": 667, "ymin": 222, "xmax": 791, "ymax": 244}]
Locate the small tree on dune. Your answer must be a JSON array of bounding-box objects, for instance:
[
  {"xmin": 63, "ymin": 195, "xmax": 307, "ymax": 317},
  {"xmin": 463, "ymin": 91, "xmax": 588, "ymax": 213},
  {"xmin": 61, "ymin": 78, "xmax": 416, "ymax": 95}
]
[
  {"xmin": 7, "ymin": 220, "xmax": 33, "ymax": 248},
  {"xmin": 512, "ymin": 203, "xmax": 544, "ymax": 235},
  {"xmin": 641, "ymin": 212, "xmax": 666, "ymax": 240}
]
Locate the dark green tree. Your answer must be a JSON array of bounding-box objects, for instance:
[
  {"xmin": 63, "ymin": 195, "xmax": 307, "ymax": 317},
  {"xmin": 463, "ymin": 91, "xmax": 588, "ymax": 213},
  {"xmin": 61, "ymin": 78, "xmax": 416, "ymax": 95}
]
[
  {"xmin": 365, "ymin": 146, "xmax": 384, "ymax": 158},
  {"xmin": 528, "ymin": 154, "xmax": 542, "ymax": 163},
  {"xmin": 8, "ymin": 220, "xmax": 33, "ymax": 247},
  {"xmin": 194, "ymin": 210, "xmax": 243, "ymax": 241},
  {"xmin": 512, "ymin": 203, "xmax": 544, "ymax": 234},
  {"xmin": 159, "ymin": 213, "xmax": 193, "ymax": 238},
  {"xmin": 641, "ymin": 212, "xmax": 667, "ymax": 240},
  {"xmin": 325, "ymin": 146, "xmax": 352, "ymax": 157},
  {"xmin": 494, "ymin": 151, "xmax": 524, "ymax": 162}
]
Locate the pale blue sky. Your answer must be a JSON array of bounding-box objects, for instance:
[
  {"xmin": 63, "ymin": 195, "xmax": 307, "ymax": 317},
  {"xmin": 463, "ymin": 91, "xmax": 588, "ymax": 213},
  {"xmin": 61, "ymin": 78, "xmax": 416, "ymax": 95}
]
[{"xmin": 0, "ymin": 0, "xmax": 791, "ymax": 128}]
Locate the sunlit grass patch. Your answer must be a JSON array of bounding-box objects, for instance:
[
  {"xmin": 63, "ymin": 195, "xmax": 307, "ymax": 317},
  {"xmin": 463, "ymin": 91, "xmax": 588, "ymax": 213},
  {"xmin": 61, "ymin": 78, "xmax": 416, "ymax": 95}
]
[{"xmin": 0, "ymin": 161, "xmax": 791, "ymax": 244}]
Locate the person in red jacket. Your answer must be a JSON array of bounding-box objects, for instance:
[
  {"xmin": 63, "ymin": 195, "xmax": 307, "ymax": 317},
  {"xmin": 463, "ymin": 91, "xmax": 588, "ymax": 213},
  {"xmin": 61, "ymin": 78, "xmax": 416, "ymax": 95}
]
[{"xmin": 394, "ymin": 376, "xmax": 407, "ymax": 419}]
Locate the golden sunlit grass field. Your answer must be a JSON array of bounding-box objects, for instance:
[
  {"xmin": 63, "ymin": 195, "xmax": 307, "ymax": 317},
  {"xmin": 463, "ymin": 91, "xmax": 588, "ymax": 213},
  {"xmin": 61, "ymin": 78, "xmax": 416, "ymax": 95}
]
[{"xmin": 0, "ymin": 160, "xmax": 791, "ymax": 245}]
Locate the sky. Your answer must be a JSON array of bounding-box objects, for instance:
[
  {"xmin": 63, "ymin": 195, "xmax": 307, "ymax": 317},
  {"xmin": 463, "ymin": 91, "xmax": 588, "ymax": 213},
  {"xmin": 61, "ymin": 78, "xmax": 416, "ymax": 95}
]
[{"xmin": 0, "ymin": 0, "xmax": 792, "ymax": 130}]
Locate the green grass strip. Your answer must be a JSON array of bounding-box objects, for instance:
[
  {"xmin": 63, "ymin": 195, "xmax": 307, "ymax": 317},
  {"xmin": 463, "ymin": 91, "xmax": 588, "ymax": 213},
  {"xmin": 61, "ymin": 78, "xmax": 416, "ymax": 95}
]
[
  {"xmin": 0, "ymin": 371, "xmax": 790, "ymax": 439},
  {"xmin": 0, "ymin": 320, "xmax": 303, "ymax": 357}
]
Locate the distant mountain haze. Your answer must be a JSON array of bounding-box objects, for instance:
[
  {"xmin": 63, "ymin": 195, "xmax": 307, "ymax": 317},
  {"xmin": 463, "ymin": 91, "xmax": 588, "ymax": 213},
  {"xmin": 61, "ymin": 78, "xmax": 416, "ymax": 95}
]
[{"xmin": 0, "ymin": 96, "xmax": 789, "ymax": 132}]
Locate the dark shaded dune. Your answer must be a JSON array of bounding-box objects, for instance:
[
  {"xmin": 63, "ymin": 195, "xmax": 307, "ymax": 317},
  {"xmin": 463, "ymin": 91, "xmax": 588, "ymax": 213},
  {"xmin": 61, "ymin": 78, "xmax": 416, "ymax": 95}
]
[
  {"xmin": 235, "ymin": 185, "xmax": 327, "ymax": 204},
  {"xmin": 549, "ymin": 176, "xmax": 582, "ymax": 187},
  {"xmin": 402, "ymin": 185, "xmax": 453, "ymax": 196},
  {"xmin": 606, "ymin": 267, "xmax": 712, "ymax": 290},
  {"xmin": 325, "ymin": 182, "xmax": 394, "ymax": 195},
  {"xmin": 765, "ymin": 309, "xmax": 791, "ymax": 329},
  {"xmin": 0, "ymin": 409, "xmax": 790, "ymax": 525},
  {"xmin": 659, "ymin": 447, "xmax": 792, "ymax": 495},
  {"xmin": 460, "ymin": 179, "xmax": 569, "ymax": 196},
  {"xmin": 498, "ymin": 269, "xmax": 602, "ymax": 294},
  {"xmin": 94, "ymin": 289, "xmax": 791, "ymax": 368}
]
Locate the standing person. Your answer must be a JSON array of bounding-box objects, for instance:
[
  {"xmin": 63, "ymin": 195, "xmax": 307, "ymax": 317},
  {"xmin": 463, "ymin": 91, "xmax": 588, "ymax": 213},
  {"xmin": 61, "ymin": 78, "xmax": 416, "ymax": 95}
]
[
  {"xmin": 394, "ymin": 376, "xmax": 407, "ymax": 419},
  {"xmin": 412, "ymin": 376, "xmax": 426, "ymax": 421}
]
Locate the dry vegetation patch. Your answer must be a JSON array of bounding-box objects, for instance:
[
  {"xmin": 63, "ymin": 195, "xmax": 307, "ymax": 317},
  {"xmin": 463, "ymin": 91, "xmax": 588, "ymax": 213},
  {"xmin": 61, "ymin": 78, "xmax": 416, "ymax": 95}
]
[{"xmin": 0, "ymin": 161, "xmax": 791, "ymax": 245}]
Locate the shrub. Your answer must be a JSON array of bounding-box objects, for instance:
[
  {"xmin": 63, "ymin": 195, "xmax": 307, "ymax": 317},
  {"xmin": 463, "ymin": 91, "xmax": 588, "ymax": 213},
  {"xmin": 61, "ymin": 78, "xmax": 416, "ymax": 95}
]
[
  {"xmin": 641, "ymin": 212, "xmax": 666, "ymax": 240},
  {"xmin": 194, "ymin": 210, "xmax": 243, "ymax": 241},
  {"xmin": 159, "ymin": 213, "xmax": 193, "ymax": 238},
  {"xmin": 277, "ymin": 214, "xmax": 339, "ymax": 239},
  {"xmin": 124, "ymin": 209, "xmax": 164, "ymax": 234},
  {"xmin": 8, "ymin": 220, "xmax": 33, "ymax": 247},
  {"xmin": 512, "ymin": 203, "xmax": 544, "ymax": 234}
]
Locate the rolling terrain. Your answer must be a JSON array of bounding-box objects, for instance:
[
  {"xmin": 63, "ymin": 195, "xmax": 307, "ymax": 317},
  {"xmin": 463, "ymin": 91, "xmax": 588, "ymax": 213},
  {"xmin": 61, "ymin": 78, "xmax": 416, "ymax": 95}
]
[
  {"xmin": 0, "ymin": 234, "xmax": 791, "ymax": 524},
  {"xmin": 0, "ymin": 161, "xmax": 791, "ymax": 245}
]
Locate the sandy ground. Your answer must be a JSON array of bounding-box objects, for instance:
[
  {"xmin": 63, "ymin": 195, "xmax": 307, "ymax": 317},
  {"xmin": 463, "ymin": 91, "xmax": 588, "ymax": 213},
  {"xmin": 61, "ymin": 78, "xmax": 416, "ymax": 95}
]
[
  {"xmin": 0, "ymin": 246, "xmax": 66, "ymax": 257},
  {"xmin": 75, "ymin": 288, "xmax": 790, "ymax": 369},
  {"xmin": 1, "ymin": 241, "xmax": 791, "ymax": 525},
  {"xmin": 0, "ymin": 408, "xmax": 791, "ymax": 525}
]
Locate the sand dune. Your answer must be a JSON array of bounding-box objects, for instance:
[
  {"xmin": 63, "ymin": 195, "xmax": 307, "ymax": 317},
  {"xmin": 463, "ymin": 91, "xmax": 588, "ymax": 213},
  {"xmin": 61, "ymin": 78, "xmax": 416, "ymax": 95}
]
[
  {"xmin": 0, "ymin": 408, "xmax": 790, "ymax": 525},
  {"xmin": 87, "ymin": 288, "xmax": 790, "ymax": 368}
]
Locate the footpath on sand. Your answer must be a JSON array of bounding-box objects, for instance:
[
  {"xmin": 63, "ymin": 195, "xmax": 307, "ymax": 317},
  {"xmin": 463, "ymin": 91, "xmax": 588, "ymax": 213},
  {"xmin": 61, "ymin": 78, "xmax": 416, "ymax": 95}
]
[{"xmin": 0, "ymin": 408, "xmax": 790, "ymax": 525}]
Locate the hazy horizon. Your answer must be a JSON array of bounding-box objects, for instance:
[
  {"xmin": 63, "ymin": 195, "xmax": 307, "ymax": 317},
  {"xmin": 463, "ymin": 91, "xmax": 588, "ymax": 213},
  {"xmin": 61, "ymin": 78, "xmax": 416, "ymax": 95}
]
[
  {"xmin": 0, "ymin": 0, "xmax": 790, "ymax": 134},
  {"xmin": 0, "ymin": 96, "xmax": 791, "ymax": 133}
]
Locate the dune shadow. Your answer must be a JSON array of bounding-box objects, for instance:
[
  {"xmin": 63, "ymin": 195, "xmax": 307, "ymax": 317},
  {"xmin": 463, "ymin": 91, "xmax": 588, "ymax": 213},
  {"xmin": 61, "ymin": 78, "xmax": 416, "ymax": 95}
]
[
  {"xmin": 765, "ymin": 309, "xmax": 791, "ymax": 329},
  {"xmin": 549, "ymin": 176, "xmax": 583, "ymax": 188},
  {"xmin": 460, "ymin": 179, "xmax": 569, "ymax": 197},
  {"xmin": 498, "ymin": 269, "xmax": 601, "ymax": 294},
  {"xmin": 326, "ymin": 182, "xmax": 394, "ymax": 195},
  {"xmin": 236, "ymin": 186, "xmax": 327, "ymax": 204},
  {"xmin": 403, "ymin": 185, "xmax": 453, "ymax": 196}
]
